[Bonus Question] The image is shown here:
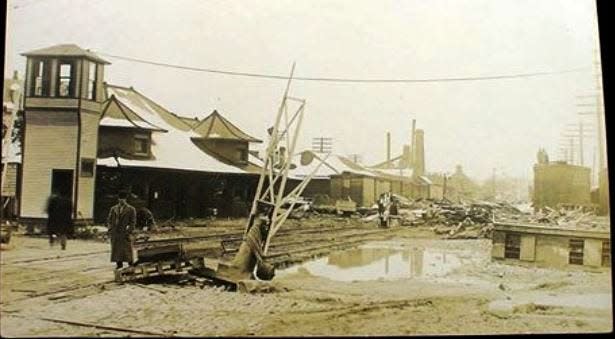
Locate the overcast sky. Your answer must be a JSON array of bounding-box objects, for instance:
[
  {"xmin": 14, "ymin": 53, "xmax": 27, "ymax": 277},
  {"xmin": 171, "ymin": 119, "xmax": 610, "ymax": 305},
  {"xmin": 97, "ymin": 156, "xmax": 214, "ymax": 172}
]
[{"xmin": 4, "ymin": 0, "xmax": 603, "ymax": 181}]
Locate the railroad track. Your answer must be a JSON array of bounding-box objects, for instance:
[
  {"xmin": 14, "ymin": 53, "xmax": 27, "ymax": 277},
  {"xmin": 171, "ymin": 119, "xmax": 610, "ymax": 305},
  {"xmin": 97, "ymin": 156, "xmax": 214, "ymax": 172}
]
[
  {"xmin": 2, "ymin": 221, "xmax": 393, "ymax": 303},
  {"xmin": 2, "ymin": 250, "xmax": 111, "ymax": 266}
]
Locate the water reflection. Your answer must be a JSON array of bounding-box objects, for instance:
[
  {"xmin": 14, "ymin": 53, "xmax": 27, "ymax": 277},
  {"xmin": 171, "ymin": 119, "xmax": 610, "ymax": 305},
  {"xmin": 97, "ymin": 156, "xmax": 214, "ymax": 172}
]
[{"xmin": 280, "ymin": 243, "xmax": 464, "ymax": 282}]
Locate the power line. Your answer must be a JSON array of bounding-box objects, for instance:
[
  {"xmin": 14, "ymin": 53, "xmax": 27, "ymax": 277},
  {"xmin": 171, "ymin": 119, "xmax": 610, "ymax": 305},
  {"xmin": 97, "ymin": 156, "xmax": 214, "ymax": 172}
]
[
  {"xmin": 10, "ymin": 0, "xmax": 54, "ymax": 10},
  {"xmin": 95, "ymin": 52, "xmax": 592, "ymax": 84}
]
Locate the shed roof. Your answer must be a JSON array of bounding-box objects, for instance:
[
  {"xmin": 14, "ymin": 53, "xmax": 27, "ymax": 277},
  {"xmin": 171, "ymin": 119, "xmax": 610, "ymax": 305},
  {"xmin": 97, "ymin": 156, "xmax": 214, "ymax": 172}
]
[
  {"xmin": 291, "ymin": 150, "xmax": 377, "ymax": 179},
  {"xmin": 21, "ymin": 44, "xmax": 110, "ymax": 64}
]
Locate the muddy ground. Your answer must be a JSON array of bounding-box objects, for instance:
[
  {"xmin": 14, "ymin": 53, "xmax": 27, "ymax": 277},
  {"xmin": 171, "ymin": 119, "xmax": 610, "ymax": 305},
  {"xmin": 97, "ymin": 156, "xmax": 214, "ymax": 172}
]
[{"xmin": 0, "ymin": 217, "xmax": 612, "ymax": 336}]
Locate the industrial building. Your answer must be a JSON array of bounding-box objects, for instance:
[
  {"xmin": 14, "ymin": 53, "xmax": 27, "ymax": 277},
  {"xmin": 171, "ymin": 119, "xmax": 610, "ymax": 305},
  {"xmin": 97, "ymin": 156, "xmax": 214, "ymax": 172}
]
[{"xmin": 532, "ymin": 149, "xmax": 592, "ymax": 211}]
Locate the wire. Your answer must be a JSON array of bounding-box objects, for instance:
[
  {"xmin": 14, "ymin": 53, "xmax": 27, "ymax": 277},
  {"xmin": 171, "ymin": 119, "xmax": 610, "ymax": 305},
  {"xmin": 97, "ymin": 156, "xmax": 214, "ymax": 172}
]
[
  {"xmin": 11, "ymin": 0, "xmax": 52, "ymax": 10},
  {"xmin": 96, "ymin": 52, "xmax": 592, "ymax": 84}
]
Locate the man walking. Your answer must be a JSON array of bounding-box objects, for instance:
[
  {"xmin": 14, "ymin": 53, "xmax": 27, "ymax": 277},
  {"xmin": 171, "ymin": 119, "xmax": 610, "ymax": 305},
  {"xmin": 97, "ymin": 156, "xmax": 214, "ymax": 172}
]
[
  {"xmin": 46, "ymin": 191, "xmax": 73, "ymax": 250},
  {"xmin": 106, "ymin": 190, "xmax": 136, "ymax": 269}
]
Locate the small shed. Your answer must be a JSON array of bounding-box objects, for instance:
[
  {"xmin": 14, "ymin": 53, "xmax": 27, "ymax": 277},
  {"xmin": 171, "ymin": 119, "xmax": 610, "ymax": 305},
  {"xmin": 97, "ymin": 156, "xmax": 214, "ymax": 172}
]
[{"xmin": 492, "ymin": 221, "xmax": 610, "ymax": 269}]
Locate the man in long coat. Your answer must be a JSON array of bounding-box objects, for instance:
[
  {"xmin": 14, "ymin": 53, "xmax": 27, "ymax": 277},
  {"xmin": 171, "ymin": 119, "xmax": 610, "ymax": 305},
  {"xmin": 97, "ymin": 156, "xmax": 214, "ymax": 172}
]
[
  {"xmin": 46, "ymin": 192, "xmax": 74, "ymax": 250},
  {"xmin": 106, "ymin": 191, "xmax": 136, "ymax": 269}
]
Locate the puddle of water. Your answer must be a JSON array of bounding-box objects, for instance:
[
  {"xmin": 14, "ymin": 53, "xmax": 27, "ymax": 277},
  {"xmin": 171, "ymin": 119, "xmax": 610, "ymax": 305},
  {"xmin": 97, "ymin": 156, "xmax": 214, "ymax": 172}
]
[{"xmin": 278, "ymin": 241, "xmax": 472, "ymax": 282}]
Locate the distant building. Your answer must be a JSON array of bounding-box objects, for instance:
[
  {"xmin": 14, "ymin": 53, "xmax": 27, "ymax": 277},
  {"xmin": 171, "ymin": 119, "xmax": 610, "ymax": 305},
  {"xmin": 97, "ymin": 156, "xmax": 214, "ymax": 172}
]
[
  {"xmin": 290, "ymin": 150, "xmax": 430, "ymax": 207},
  {"xmin": 533, "ymin": 159, "xmax": 592, "ymax": 211}
]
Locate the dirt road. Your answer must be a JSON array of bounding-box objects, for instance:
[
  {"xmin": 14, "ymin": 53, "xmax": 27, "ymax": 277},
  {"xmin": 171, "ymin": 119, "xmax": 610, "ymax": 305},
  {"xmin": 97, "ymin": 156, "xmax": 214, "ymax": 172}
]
[{"xmin": 0, "ymin": 218, "xmax": 611, "ymax": 336}]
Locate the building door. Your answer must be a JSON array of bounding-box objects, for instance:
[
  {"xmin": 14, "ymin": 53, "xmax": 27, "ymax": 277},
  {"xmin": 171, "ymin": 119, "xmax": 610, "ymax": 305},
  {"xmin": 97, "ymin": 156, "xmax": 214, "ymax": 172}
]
[{"xmin": 51, "ymin": 169, "xmax": 73, "ymax": 199}]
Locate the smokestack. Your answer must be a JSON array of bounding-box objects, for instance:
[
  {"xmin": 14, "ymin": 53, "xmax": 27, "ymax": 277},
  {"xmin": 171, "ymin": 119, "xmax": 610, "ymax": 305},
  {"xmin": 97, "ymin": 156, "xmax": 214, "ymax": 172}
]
[
  {"xmin": 410, "ymin": 119, "xmax": 416, "ymax": 168},
  {"xmin": 414, "ymin": 129, "xmax": 425, "ymax": 176},
  {"xmin": 402, "ymin": 145, "xmax": 411, "ymax": 169},
  {"xmin": 386, "ymin": 132, "xmax": 391, "ymax": 168}
]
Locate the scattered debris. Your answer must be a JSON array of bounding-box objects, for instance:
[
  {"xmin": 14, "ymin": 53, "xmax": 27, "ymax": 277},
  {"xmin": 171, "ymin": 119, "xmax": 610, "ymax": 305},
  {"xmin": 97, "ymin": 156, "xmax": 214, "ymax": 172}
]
[
  {"xmin": 236, "ymin": 279, "xmax": 289, "ymax": 293},
  {"xmin": 335, "ymin": 198, "xmax": 357, "ymax": 216}
]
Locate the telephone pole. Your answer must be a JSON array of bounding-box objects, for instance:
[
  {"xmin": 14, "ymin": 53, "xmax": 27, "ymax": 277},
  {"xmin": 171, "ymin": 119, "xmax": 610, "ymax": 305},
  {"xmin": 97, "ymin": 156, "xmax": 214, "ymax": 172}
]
[
  {"xmin": 348, "ymin": 154, "xmax": 362, "ymax": 164},
  {"xmin": 311, "ymin": 137, "xmax": 333, "ymax": 154},
  {"xmin": 564, "ymin": 121, "xmax": 594, "ymax": 166},
  {"xmin": 492, "ymin": 168, "xmax": 496, "ymax": 201}
]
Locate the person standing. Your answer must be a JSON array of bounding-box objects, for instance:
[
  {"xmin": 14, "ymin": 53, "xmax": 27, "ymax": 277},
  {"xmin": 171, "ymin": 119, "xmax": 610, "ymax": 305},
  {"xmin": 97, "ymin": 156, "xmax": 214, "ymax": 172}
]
[
  {"xmin": 136, "ymin": 206, "xmax": 156, "ymax": 231},
  {"xmin": 45, "ymin": 192, "xmax": 73, "ymax": 250},
  {"xmin": 106, "ymin": 191, "xmax": 136, "ymax": 269}
]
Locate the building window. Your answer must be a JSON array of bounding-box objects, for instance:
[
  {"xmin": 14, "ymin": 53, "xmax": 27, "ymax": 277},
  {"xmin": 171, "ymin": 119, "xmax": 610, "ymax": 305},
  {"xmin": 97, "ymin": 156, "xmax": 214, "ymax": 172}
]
[
  {"xmin": 569, "ymin": 239, "xmax": 584, "ymax": 265},
  {"xmin": 80, "ymin": 158, "xmax": 95, "ymax": 177},
  {"xmin": 602, "ymin": 240, "xmax": 610, "ymax": 267},
  {"xmin": 87, "ymin": 62, "xmax": 97, "ymax": 100},
  {"xmin": 134, "ymin": 134, "xmax": 150, "ymax": 156},
  {"xmin": 30, "ymin": 59, "xmax": 51, "ymax": 96},
  {"xmin": 504, "ymin": 233, "xmax": 521, "ymax": 259},
  {"xmin": 238, "ymin": 148, "xmax": 248, "ymax": 162},
  {"xmin": 57, "ymin": 60, "xmax": 76, "ymax": 97}
]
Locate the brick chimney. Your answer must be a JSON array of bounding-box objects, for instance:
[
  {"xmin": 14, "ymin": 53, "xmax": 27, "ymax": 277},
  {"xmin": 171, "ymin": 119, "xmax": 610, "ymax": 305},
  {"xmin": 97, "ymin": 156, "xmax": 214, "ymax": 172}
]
[{"xmin": 413, "ymin": 129, "xmax": 425, "ymax": 176}]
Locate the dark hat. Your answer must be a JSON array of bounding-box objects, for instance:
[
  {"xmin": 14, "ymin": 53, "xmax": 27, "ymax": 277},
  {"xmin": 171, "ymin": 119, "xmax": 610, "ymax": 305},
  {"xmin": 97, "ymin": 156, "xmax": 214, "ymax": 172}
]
[{"xmin": 118, "ymin": 190, "xmax": 129, "ymax": 199}]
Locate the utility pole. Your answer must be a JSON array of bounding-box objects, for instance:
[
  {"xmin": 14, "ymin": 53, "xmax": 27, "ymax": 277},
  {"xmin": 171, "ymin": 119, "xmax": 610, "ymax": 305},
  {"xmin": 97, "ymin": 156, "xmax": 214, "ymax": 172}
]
[
  {"xmin": 592, "ymin": 146, "xmax": 597, "ymax": 187},
  {"xmin": 591, "ymin": 147, "xmax": 598, "ymax": 186},
  {"xmin": 577, "ymin": 14, "xmax": 607, "ymax": 186},
  {"xmin": 348, "ymin": 154, "xmax": 362, "ymax": 164},
  {"xmin": 559, "ymin": 137, "xmax": 576, "ymax": 164},
  {"xmin": 311, "ymin": 137, "xmax": 333, "ymax": 154},
  {"xmin": 386, "ymin": 132, "xmax": 391, "ymax": 168},
  {"xmin": 579, "ymin": 121, "xmax": 584, "ymax": 166},
  {"xmin": 593, "ymin": 43, "xmax": 606, "ymax": 172},
  {"xmin": 492, "ymin": 168, "xmax": 496, "ymax": 201},
  {"xmin": 570, "ymin": 138, "xmax": 574, "ymax": 165},
  {"xmin": 564, "ymin": 121, "xmax": 594, "ymax": 166}
]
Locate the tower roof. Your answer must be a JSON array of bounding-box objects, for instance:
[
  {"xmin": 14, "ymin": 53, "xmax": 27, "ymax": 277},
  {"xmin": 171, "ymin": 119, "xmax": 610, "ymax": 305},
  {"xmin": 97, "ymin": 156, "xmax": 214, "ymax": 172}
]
[{"xmin": 21, "ymin": 44, "xmax": 110, "ymax": 64}]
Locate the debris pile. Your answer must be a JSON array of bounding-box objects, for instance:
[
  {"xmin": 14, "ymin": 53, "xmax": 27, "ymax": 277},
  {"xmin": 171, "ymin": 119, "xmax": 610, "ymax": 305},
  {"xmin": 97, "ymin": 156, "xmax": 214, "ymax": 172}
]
[
  {"xmin": 366, "ymin": 199, "xmax": 533, "ymax": 239},
  {"xmin": 507, "ymin": 206, "xmax": 607, "ymax": 230}
]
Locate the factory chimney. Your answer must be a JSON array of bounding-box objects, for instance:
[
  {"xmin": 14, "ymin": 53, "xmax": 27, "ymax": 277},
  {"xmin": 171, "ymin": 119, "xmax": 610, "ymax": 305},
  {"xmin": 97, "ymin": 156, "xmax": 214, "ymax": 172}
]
[
  {"xmin": 413, "ymin": 129, "xmax": 425, "ymax": 176},
  {"xmin": 402, "ymin": 145, "xmax": 411, "ymax": 169}
]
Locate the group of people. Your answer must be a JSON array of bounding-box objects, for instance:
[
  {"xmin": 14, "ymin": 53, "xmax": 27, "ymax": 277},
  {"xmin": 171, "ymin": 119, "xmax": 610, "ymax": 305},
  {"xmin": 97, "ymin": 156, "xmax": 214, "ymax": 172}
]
[
  {"xmin": 45, "ymin": 190, "xmax": 156, "ymax": 270},
  {"xmin": 376, "ymin": 192, "xmax": 400, "ymax": 228}
]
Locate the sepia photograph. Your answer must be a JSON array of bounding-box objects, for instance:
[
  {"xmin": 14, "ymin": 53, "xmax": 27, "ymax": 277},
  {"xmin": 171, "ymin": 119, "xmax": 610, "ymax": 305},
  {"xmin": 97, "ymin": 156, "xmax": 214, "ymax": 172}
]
[{"xmin": 1, "ymin": 0, "xmax": 612, "ymax": 336}]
